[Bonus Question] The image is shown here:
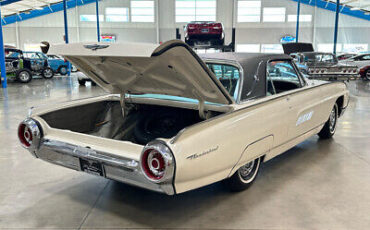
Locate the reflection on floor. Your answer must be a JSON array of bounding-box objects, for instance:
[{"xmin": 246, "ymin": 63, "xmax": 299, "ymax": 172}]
[{"xmin": 1, "ymin": 76, "xmax": 370, "ymax": 229}]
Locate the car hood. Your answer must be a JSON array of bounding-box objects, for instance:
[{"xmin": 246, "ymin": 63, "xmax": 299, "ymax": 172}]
[{"xmin": 49, "ymin": 40, "xmax": 234, "ymax": 105}]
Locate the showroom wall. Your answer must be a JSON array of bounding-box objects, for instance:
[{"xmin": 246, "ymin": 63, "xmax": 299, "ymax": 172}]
[{"xmin": 2, "ymin": 0, "xmax": 370, "ymax": 53}]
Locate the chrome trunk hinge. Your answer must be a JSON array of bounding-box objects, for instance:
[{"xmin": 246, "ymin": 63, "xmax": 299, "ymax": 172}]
[
  {"xmin": 198, "ymin": 99, "xmax": 206, "ymax": 120},
  {"xmin": 120, "ymin": 93, "xmax": 127, "ymax": 118}
]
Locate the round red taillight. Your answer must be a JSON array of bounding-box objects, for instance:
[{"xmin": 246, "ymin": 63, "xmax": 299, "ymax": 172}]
[
  {"xmin": 321, "ymin": 69, "xmax": 325, "ymax": 73},
  {"xmin": 140, "ymin": 142, "xmax": 175, "ymax": 183},
  {"xmin": 141, "ymin": 149, "xmax": 166, "ymax": 180},
  {"xmin": 18, "ymin": 123, "xmax": 32, "ymax": 148},
  {"xmin": 343, "ymin": 70, "xmax": 347, "ymax": 73},
  {"xmin": 316, "ymin": 69, "xmax": 320, "ymax": 73}
]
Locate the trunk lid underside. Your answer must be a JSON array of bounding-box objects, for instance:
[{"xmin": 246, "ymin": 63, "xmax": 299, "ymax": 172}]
[{"xmin": 49, "ymin": 40, "xmax": 233, "ymax": 105}]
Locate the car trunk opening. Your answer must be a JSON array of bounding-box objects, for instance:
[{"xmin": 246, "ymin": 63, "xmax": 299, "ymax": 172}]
[{"xmin": 40, "ymin": 100, "xmax": 224, "ymax": 145}]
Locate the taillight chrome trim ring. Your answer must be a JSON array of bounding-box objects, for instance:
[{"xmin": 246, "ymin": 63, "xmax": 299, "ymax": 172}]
[
  {"xmin": 140, "ymin": 141, "xmax": 175, "ymax": 184},
  {"xmin": 18, "ymin": 118, "xmax": 42, "ymax": 152}
]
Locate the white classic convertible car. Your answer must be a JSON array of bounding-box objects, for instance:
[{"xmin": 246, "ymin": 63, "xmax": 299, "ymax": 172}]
[{"xmin": 18, "ymin": 40, "xmax": 349, "ymax": 195}]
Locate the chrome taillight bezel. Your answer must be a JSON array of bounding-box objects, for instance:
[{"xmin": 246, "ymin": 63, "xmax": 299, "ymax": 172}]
[
  {"xmin": 140, "ymin": 141, "xmax": 175, "ymax": 184},
  {"xmin": 18, "ymin": 118, "xmax": 42, "ymax": 152}
]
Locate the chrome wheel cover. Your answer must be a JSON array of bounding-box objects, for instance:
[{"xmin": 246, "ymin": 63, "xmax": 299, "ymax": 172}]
[
  {"xmin": 329, "ymin": 107, "xmax": 337, "ymax": 134},
  {"xmin": 19, "ymin": 71, "xmax": 30, "ymax": 81},
  {"xmin": 366, "ymin": 71, "xmax": 370, "ymax": 80},
  {"xmin": 60, "ymin": 67, "xmax": 67, "ymax": 74},
  {"xmin": 44, "ymin": 69, "xmax": 53, "ymax": 78},
  {"xmin": 238, "ymin": 158, "xmax": 260, "ymax": 184}
]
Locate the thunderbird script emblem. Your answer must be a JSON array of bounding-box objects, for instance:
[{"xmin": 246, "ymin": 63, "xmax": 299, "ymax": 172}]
[{"xmin": 84, "ymin": 44, "xmax": 109, "ymax": 51}]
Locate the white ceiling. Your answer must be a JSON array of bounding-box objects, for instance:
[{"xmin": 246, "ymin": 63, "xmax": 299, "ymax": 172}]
[
  {"xmin": 1, "ymin": 0, "xmax": 62, "ymax": 17},
  {"xmin": 328, "ymin": 0, "xmax": 370, "ymax": 13},
  {"xmin": 0, "ymin": 0, "xmax": 369, "ymax": 18}
]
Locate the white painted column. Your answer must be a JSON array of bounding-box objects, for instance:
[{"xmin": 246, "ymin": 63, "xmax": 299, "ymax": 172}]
[
  {"xmin": 15, "ymin": 21, "xmax": 20, "ymax": 48},
  {"xmin": 155, "ymin": 0, "xmax": 160, "ymax": 44},
  {"xmin": 76, "ymin": 0, "xmax": 80, "ymax": 42}
]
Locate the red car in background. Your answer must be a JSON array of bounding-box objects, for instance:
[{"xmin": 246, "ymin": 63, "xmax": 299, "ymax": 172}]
[
  {"xmin": 359, "ymin": 65, "xmax": 370, "ymax": 80},
  {"xmin": 184, "ymin": 21, "xmax": 225, "ymax": 46}
]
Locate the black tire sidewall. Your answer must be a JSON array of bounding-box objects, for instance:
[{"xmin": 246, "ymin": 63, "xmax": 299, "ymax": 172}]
[
  {"xmin": 225, "ymin": 157, "xmax": 262, "ymax": 192},
  {"xmin": 42, "ymin": 67, "xmax": 54, "ymax": 79},
  {"xmin": 59, "ymin": 66, "xmax": 68, "ymax": 75},
  {"xmin": 16, "ymin": 69, "xmax": 32, "ymax": 83},
  {"xmin": 78, "ymin": 79, "xmax": 86, "ymax": 85},
  {"xmin": 365, "ymin": 70, "xmax": 370, "ymax": 81},
  {"xmin": 318, "ymin": 103, "xmax": 338, "ymax": 139}
]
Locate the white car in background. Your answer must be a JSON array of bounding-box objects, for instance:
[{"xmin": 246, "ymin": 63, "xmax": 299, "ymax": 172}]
[
  {"xmin": 76, "ymin": 71, "xmax": 96, "ymax": 86},
  {"xmin": 340, "ymin": 53, "xmax": 370, "ymax": 69}
]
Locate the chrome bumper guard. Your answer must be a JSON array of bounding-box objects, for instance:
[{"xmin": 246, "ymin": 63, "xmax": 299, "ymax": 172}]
[{"xmin": 33, "ymin": 139, "xmax": 175, "ymax": 195}]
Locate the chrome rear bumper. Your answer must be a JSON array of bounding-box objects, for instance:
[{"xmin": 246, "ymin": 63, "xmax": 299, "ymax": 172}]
[
  {"xmin": 307, "ymin": 74, "xmax": 360, "ymax": 81},
  {"xmin": 33, "ymin": 139, "xmax": 175, "ymax": 195}
]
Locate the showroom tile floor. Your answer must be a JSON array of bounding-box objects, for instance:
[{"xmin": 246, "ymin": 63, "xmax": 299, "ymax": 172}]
[{"xmin": 0, "ymin": 75, "xmax": 369, "ymax": 230}]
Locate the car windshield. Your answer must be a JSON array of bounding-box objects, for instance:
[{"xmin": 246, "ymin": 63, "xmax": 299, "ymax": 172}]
[
  {"xmin": 206, "ymin": 63, "xmax": 240, "ymax": 100},
  {"xmin": 304, "ymin": 53, "xmax": 337, "ymax": 64}
]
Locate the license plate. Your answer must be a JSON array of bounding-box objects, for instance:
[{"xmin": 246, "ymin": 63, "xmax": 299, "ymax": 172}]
[
  {"xmin": 328, "ymin": 68, "xmax": 340, "ymax": 73},
  {"xmin": 80, "ymin": 158, "xmax": 104, "ymax": 176},
  {"xmin": 195, "ymin": 41, "xmax": 211, "ymax": 46},
  {"xmin": 201, "ymin": 29, "xmax": 209, "ymax": 33}
]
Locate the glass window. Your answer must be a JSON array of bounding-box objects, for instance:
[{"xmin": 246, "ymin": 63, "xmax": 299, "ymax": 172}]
[
  {"xmin": 287, "ymin": 14, "xmax": 312, "ymax": 22},
  {"xmin": 237, "ymin": 0, "xmax": 261, "ymax": 22},
  {"xmin": 106, "ymin": 7, "xmax": 129, "ymax": 22},
  {"xmin": 342, "ymin": 44, "xmax": 368, "ymax": 53},
  {"xmin": 261, "ymin": 44, "xmax": 283, "ymax": 53},
  {"xmin": 267, "ymin": 61, "xmax": 301, "ymax": 94},
  {"xmin": 263, "ymin": 7, "xmax": 285, "ymax": 22},
  {"xmin": 23, "ymin": 52, "xmax": 39, "ymax": 59},
  {"xmin": 360, "ymin": 55, "xmax": 370, "ymax": 60},
  {"xmin": 206, "ymin": 63, "xmax": 240, "ymax": 99},
  {"xmin": 47, "ymin": 55, "xmax": 60, "ymax": 59},
  {"xmin": 131, "ymin": 1, "xmax": 155, "ymax": 22},
  {"xmin": 302, "ymin": 53, "xmax": 337, "ymax": 64},
  {"xmin": 5, "ymin": 50, "xmax": 21, "ymax": 58},
  {"xmin": 80, "ymin": 15, "xmax": 104, "ymax": 22},
  {"xmin": 236, "ymin": 44, "xmax": 260, "ymax": 52},
  {"xmin": 175, "ymin": 0, "xmax": 216, "ymax": 22}
]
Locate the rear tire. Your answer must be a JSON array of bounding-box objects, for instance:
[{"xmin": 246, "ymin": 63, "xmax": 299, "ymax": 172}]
[
  {"xmin": 78, "ymin": 79, "xmax": 86, "ymax": 86},
  {"xmin": 225, "ymin": 157, "xmax": 262, "ymax": 192},
  {"xmin": 365, "ymin": 70, "xmax": 370, "ymax": 81},
  {"xmin": 58, "ymin": 66, "xmax": 68, "ymax": 75},
  {"xmin": 318, "ymin": 103, "xmax": 338, "ymax": 139},
  {"xmin": 16, "ymin": 69, "xmax": 32, "ymax": 83},
  {"xmin": 42, "ymin": 67, "xmax": 54, "ymax": 79}
]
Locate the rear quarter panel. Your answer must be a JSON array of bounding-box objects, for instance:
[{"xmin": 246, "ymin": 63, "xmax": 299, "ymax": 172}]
[{"xmin": 169, "ymin": 81, "xmax": 348, "ymax": 194}]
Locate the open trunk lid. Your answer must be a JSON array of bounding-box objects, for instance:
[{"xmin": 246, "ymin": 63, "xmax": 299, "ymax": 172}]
[
  {"xmin": 49, "ymin": 40, "xmax": 234, "ymax": 105},
  {"xmin": 282, "ymin": 42, "xmax": 314, "ymax": 54}
]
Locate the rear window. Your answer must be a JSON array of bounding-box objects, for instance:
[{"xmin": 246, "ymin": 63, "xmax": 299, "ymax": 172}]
[{"xmin": 206, "ymin": 63, "xmax": 240, "ymax": 99}]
